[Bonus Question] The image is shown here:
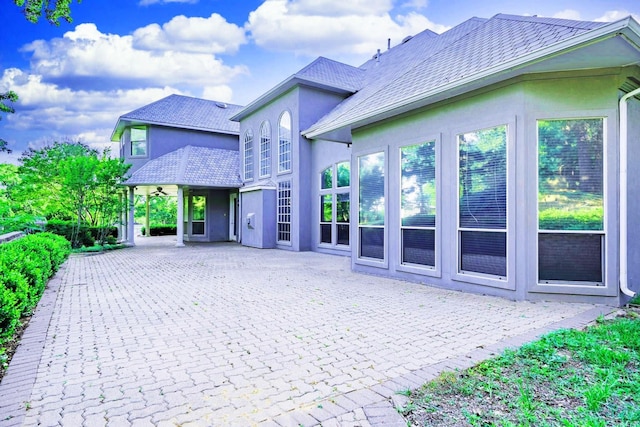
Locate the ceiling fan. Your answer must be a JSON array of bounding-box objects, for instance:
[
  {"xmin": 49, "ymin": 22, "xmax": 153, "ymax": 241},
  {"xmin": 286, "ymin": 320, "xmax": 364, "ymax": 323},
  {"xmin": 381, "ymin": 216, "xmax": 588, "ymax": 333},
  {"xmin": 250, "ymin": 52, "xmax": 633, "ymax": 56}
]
[{"xmin": 150, "ymin": 186, "xmax": 168, "ymax": 196}]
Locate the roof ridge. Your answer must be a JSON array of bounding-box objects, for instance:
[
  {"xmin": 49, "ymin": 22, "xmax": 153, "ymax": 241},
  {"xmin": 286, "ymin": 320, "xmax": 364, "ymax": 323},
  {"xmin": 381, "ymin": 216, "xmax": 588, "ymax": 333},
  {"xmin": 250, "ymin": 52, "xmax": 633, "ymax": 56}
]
[
  {"xmin": 493, "ymin": 13, "xmax": 604, "ymax": 30},
  {"xmin": 309, "ymin": 16, "xmax": 488, "ymax": 131}
]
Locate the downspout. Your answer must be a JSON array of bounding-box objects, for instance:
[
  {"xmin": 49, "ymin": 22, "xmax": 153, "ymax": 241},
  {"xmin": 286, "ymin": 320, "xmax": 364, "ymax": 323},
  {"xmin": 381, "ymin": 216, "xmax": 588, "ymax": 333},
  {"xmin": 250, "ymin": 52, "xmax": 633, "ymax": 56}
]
[{"xmin": 618, "ymin": 87, "xmax": 640, "ymax": 297}]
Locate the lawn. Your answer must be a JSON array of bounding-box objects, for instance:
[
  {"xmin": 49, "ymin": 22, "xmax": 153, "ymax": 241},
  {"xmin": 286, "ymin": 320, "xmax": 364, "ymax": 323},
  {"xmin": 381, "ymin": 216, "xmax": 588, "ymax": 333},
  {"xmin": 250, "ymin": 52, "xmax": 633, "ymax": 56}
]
[{"xmin": 400, "ymin": 304, "xmax": 640, "ymax": 426}]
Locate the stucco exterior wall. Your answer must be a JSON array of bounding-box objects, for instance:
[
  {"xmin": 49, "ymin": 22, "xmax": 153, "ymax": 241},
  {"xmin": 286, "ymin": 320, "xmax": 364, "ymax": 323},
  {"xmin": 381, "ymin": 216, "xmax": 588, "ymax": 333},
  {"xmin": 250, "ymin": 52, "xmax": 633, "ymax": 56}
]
[
  {"xmin": 238, "ymin": 85, "xmax": 349, "ymax": 251},
  {"xmin": 349, "ymin": 70, "xmax": 627, "ymax": 304},
  {"xmin": 122, "ymin": 126, "xmax": 238, "ymax": 174},
  {"xmin": 626, "ymin": 96, "xmax": 640, "ymax": 301},
  {"xmin": 240, "ymin": 188, "xmax": 276, "ymax": 249}
]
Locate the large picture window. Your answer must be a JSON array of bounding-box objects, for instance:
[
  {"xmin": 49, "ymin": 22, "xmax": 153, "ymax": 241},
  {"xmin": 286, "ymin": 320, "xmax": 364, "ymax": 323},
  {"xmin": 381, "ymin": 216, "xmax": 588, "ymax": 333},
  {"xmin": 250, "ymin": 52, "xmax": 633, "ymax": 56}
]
[
  {"xmin": 538, "ymin": 118, "xmax": 604, "ymax": 284},
  {"xmin": 401, "ymin": 141, "xmax": 436, "ymax": 267},
  {"xmin": 260, "ymin": 121, "xmax": 271, "ymax": 177},
  {"xmin": 130, "ymin": 127, "xmax": 147, "ymax": 157},
  {"xmin": 359, "ymin": 152, "xmax": 385, "ymax": 260},
  {"xmin": 243, "ymin": 129, "xmax": 254, "ymax": 181},
  {"xmin": 277, "ymin": 181, "xmax": 291, "ymax": 242},
  {"xmin": 319, "ymin": 161, "xmax": 350, "ymax": 247},
  {"xmin": 458, "ymin": 125, "xmax": 507, "ymax": 278},
  {"xmin": 278, "ymin": 111, "xmax": 292, "ymax": 173}
]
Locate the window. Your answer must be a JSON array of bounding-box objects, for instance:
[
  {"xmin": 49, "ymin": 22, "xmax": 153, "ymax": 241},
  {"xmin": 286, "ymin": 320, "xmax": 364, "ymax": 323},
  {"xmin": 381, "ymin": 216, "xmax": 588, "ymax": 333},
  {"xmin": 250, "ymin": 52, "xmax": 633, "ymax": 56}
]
[
  {"xmin": 401, "ymin": 141, "xmax": 436, "ymax": 267},
  {"xmin": 458, "ymin": 125, "xmax": 507, "ymax": 277},
  {"xmin": 191, "ymin": 195, "xmax": 206, "ymax": 235},
  {"xmin": 319, "ymin": 162, "xmax": 350, "ymax": 247},
  {"xmin": 260, "ymin": 121, "xmax": 271, "ymax": 177},
  {"xmin": 278, "ymin": 111, "xmax": 292, "ymax": 173},
  {"xmin": 537, "ymin": 118, "xmax": 604, "ymax": 284},
  {"xmin": 277, "ymin": 181, "xmax": 291, "ymax": 242},
  {"xmin": 130, "ymin": 127, "xmax": 147, "ymax": 157},
  {"xmin": 359, "ymin": 152, "xmax": 385, "ymax": 260},
  {"xmin": 244, "ymin": 129, "xmax": 254, "ymax": 181}
]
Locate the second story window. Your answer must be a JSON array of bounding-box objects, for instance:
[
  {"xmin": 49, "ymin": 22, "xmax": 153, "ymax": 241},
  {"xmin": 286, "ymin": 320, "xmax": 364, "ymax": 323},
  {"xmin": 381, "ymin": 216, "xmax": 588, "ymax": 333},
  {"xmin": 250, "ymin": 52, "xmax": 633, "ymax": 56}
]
[
  {"xmin": 130, "ymin": 127, "xmax": 147, "ymax": 157},
  {"xmin": 260, "ymin": 121, "xmax": 271, "ymax": 177},
  {"xmin": 244, "ymin": 129, "xmax": 254, "ymax": 181},
  {"xmin": 278, "ymin": 111, "xmax": 292, "ymax": 173}
]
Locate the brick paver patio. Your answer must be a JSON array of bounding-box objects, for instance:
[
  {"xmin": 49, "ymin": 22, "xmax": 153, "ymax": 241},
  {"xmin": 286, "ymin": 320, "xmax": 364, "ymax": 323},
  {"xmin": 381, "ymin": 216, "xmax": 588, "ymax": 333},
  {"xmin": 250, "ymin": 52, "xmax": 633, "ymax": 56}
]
[{"xmin": 0, "ymin": 237, "xmax": 610, "ymax": 426}]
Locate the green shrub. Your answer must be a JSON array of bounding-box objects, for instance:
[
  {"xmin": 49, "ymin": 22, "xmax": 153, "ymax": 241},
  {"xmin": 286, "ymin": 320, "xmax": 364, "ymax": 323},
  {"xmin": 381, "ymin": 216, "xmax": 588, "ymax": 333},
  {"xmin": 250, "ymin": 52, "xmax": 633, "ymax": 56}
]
[
  {"xmin": 45, "ymin": 219, "xmax": 95, "ymax": 248},
  {"xmin": 141, "ymin": 224, "xmax": 177, "ymax": 236},
  {"xmin": 539, "ymin": 207, "xmax": 603, "ymax": 230},
  {"xmin": 0, "ymin": 284, "xmax": 20, "ymax": 341},
  {"xmin": 0, "ymin": 233, "xmax": 71, "ymax": 343}
]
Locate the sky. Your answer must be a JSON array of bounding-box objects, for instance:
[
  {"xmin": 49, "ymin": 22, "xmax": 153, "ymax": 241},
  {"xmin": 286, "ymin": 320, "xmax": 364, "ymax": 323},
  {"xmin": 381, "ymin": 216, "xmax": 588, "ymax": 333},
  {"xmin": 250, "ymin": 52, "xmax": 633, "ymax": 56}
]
[{"xmin": 1, "ymin": 0, "xmax": 639, "ymax": 164}]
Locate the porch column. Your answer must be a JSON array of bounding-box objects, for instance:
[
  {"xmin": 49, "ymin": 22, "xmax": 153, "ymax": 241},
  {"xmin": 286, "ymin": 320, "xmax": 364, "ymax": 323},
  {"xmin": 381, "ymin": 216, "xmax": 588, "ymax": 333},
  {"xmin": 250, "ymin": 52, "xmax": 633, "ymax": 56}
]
[
  {"xmin": 127, "ymin": 187, "xmax": 136, "ymax": 246},
  {"xmin": 145, "ymin": 195, "xmax": 151, "ymax": 238},
  {"xmin": 176, "ymin": 186, "xmax": 185, "ymax": 247}
]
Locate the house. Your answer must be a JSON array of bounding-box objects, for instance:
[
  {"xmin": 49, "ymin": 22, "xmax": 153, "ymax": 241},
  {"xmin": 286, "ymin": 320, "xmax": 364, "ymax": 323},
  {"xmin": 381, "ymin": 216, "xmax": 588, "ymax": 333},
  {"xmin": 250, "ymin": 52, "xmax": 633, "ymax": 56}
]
[{"xmin": 112, "ymin": 13, "xmax": 640, "ymax": 306}]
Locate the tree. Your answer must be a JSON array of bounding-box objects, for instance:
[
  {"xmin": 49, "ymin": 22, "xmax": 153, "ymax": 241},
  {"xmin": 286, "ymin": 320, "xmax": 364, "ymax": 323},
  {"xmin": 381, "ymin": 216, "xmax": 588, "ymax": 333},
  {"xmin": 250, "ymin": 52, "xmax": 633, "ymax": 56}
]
[
  {"xmin": 0, "ymin": 91, "xmax": 19, "ymax": 153},
  {"xmin": 13, "ymin": 0, "xmax": 81, "ymax": 25},
  {"xmin": 13, "ymin": 141, "xmax": 130, "ymax": 247}
]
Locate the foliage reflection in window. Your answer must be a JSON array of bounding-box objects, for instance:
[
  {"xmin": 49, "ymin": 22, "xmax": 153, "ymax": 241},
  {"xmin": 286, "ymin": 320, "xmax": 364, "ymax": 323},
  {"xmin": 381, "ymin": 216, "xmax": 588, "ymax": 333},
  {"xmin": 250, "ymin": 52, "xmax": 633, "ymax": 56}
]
[
  {"xmin": 130, "ymin": 127, "xmax": 147, "ymax": 157},
  {"xmin": 458, "ymin": 125, "xmax": 507, "ymax": 277},
  {"xmin": 278, "ymin": 111, "xmax": 292, "ymax": 173},
  {"xmin": 401, "ymin": 141, "xmax": 436, "ymax": 267},
  {"xmin": 191, "ymin": 195, "xmax": 205, "ymax": 235},
  {"xmin": 538, "ymin": 118, "xmax": 604, "ymax": 284},
  {"xmin": 359, "ymin": 152, "xmax": 385, "ymax": 260},
  {"xmin": 319, "ymin": 162, "xmax": 350, "ymax": 247}
]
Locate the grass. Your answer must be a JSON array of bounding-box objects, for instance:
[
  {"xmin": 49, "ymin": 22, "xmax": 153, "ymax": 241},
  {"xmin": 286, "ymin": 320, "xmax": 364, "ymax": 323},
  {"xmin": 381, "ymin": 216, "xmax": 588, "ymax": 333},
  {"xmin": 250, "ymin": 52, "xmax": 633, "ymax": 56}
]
[{"xmin": 402, "ymin": 307, "xmax": 640, "ymax": 426}]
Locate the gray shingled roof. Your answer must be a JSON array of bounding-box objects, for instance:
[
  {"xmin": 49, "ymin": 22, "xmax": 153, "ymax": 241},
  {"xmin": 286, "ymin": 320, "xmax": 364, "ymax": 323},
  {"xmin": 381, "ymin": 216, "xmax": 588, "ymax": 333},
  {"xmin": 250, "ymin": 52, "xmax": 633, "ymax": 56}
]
[
  {"xmin": 112, "ymin": 95, "xmax": 243, "ymax": 141},
  {"xmin": 304, "ymin": 13, "xmax": 614, "ymax": 139},
  {"xmin": 124, "ymin": 145, "xmax": 241, "ymax": 188},
  {"xmin": 230, "ymin": 57, "xmax": 365, "ymax": 121}
]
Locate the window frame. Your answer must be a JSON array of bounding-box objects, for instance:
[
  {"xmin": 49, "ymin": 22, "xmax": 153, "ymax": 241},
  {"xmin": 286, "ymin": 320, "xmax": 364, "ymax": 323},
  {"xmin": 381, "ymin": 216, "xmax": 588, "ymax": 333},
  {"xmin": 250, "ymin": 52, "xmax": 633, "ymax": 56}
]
[
  {"xmin": 318, "ymin": 162, "xmax": 350, "ymax": 250},
  {"xmin": 277, "ymin": 180, "xmax": 292, "ymax": 244},
  {"xmin": 130, "ymin": 126, "xmax": 148, "ymax": 158},
  {"xmin": 278, "ymin": 111, "xmax": 292, "ymax": 174},
  {"xmin": 452, "ymin": 121, "xmax": 515, "ymax": 290},
  {"xmin": 243, "ymin": 129, "xmax": 254, "ymax": 181},
  {"xmin": 355, "ymin": 149, "xmax": 388, "ymax": 267},
  {"xmin": 397, "ymin": 135, "xmax": 441, "ymax": 277},
  {"xmin": 259, "ymin": 121, "xmax": 271, "ymax": 178},
  {"xmin": 532, "ymin": 114, "xmax": 613, "ymax": 295}
]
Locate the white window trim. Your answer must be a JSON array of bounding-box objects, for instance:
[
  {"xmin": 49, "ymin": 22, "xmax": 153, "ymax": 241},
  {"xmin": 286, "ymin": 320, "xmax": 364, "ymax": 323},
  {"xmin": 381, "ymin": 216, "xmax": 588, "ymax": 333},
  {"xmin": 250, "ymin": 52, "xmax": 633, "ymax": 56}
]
[
  {"xmin": 277, "ymin": 180, "xmax": 292, "ymax": 245},
  {"xmin": 244, "ymin": 129, "xmax": 254, "ymax": 182},
  {"xmin": 452, "ymin": 120, "xmax": 515, "ymax": 291},
  {"xmin": 130, "ymin": 127, "xmax": 148, "ymax": 158},
  {"xmin": 278, "ymin": 111, "xmax": 292, "ymax": 174},
  {"xmin": 318, "ymin": 162, "xmax": 351, "ymax": 250},
  {"xmin": 396, "ymin": 135, "xmax": 441, "ymax": 278},
  {"xmin": 355, "ymin": 148, "xmax": 388, "ymax": 268},
  {"xmin": 260, "ymin": 121, "xmax": 271, "ymax": 178},
  {"xmin": 530, "ymin": 113, "xmax": 615, "ymax": 297}
]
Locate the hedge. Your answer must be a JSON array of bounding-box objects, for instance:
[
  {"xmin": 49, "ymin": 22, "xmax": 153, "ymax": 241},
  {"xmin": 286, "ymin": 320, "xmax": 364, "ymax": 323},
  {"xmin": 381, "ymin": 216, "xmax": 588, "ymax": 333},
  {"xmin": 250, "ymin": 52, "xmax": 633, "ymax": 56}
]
[
  {"xmin": 45, "ymin": 219, "xmax": 118, "ymax": 248},
  {"xmin": 141, "ymin": 224, "xmax": 177, "ymax": 236},
  {"xmin": 0, "ymin": 233, "xmax": 71, "ymax": 343}
]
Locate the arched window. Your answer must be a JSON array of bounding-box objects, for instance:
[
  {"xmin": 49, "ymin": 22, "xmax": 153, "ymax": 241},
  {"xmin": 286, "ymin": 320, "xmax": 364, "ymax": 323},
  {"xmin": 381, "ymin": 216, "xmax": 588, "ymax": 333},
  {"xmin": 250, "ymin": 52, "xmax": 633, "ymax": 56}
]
[
  {"xmin": 243, "ymin": 129, "xmax": 254, "ymax": 181},
  {"xmin": 259, "ymin": 121, "xmax": 271, "ymax": 177},
  {"xmin": 278, "ymin": 111, "xmax": 292, "ymax": 173}
]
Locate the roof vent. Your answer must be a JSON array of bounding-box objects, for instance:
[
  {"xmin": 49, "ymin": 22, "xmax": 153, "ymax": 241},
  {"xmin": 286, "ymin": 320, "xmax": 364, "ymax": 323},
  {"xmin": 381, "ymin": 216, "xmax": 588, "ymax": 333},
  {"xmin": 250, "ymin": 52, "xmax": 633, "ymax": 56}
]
[
  {"xmin": 401, "ymin": 35, "xmax": 413, "ymax": 44},
  {"xmin": 215, "ymin": 102, "xmax": 228, "ymax": 109}
]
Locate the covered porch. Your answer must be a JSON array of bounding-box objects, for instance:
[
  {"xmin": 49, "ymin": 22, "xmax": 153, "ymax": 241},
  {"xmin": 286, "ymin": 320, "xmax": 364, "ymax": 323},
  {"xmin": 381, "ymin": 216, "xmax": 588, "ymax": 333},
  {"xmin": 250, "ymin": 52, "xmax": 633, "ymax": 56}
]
[{"xmin": 119, "ymin": 145, "xmax": 242, "ymax": 247}]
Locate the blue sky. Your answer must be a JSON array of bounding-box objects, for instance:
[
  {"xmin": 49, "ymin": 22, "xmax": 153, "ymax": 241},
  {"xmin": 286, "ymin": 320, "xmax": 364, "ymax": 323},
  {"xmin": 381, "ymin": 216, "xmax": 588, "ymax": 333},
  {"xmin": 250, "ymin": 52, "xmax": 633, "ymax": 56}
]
[{"xmin": 1, "ymin": 0, "xmax": 639, "ymax": 163}]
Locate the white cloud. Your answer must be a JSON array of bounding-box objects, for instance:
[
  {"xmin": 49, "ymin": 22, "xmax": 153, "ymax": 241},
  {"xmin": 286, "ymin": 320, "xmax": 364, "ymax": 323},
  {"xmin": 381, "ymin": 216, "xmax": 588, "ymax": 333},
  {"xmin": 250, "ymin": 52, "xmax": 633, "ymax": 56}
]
[
  {"xmin": 595, "ymin": 10, "xmax": 640, "ymax": 22},
  {"xmin": 246, "ymin": 0, "xmax": 449, "ymax": 60},
  {"xmin": 132, "ymin": 13, "xmax": 246, "ymax": 54},
  {"xmin": 400, "ymin": 0, "xmax": 428, "ymax": 10},
  {"xmin": 288, "ymin": 0, "xmax": 393, "ymax": 16},
  {"xmin": 552, "ymin": 9, "xmax": 582, "ymax": 20},
  {"xmin": 22, "ymin": 23, "xmax": 248, "ymax": 90},
  {"xmin": 200, "ymin": 85, "xmax": 234, "ymax": 103},
  {"xmin": 0, "ymin": 68, "xmax": 182, "ymax": 137}
]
